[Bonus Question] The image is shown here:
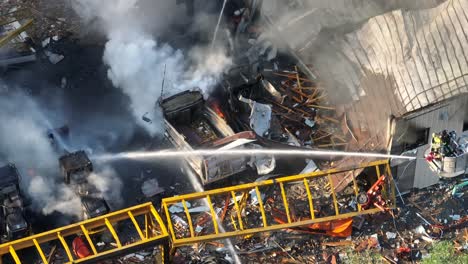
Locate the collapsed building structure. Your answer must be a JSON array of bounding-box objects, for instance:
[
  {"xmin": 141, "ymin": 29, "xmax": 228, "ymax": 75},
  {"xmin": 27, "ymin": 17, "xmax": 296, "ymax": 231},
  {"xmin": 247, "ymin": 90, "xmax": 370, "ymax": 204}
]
[
  {"xmin": 241, "ymin": 0, "xmax": 468, "ymax": 193},
  {"xmin": 0, "ymin": 0, "xmax": 467, "ymax": 263}
]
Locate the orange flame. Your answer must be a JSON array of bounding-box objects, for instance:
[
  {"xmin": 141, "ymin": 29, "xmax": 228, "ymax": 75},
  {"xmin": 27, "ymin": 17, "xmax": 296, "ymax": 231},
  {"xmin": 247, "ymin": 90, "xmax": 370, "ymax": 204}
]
[{"xmin": 210, "ymin": 101, "xmax": 225, "ymax": 120}]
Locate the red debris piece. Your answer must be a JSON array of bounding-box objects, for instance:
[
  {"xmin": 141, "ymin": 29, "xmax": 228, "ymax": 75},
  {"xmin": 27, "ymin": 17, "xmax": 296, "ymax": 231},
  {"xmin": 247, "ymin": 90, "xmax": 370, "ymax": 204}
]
[{"xmin": 72, "ymin": 236, "xmax": 91, "ymax": 259}]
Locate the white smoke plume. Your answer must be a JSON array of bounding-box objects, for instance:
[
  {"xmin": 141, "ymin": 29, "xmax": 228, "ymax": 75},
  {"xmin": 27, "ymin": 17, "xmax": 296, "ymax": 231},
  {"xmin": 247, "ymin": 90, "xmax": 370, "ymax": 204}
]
[
  {"xmin": 29, "ymin": 177, "xmax": 82, "ymax": 217},
  {"xmin": 0, "ymin": 90, "xmax": 83, "ymax": 217},
  {"xmin": 88, "ymin": 166, "xmax": 123, "ymax": 208},
  {"xmin": 103, "ymin": 32, "xmax": 185, "ymax": 134},
  {"xmin": 72, "ymin": 0, "xmax": 232, "ymax": 136},
  {"xmin": 183, "ymin": 46, "xmax": 233, "ymax": 94}
]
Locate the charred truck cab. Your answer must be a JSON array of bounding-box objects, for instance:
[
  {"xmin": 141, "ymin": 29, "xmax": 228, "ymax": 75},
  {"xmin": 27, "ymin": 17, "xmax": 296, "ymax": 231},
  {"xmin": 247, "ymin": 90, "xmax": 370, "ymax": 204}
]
[
  {"xmin": 160, "ymin": 90, "xmax": 275, "ymax": 185},
  {"xmin": 59, "ymin": 151, "xmax": 110, "ymax": 219},
  {"xmin": 0, "ymin": 164, "xmax": 29, "ymax": 241}
]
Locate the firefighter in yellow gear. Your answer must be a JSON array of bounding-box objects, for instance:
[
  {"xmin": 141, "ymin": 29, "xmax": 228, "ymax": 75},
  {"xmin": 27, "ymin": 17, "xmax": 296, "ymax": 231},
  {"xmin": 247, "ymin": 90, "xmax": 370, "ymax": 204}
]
[{"xmin": 431, "ymin": 133, "xmax": 442, "ymax": 152}]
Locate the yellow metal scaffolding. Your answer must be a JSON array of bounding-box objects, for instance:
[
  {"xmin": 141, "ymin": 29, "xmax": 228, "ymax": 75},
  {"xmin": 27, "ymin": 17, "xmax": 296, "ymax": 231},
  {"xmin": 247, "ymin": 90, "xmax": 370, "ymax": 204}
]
[
  {"xmin": 0, "ymin": 160, "xmax": 395, "ymax": 262},
  {"xmin": 0, "ymin": 203, "xmax": 169, "ymax": 264},
  {"xmin": 0, "ymin": 19, "xmax": 33, "ymax": 48},
  {"xmin": 162, "ymin": 160, "xmax": 395, "ymax": 247}
]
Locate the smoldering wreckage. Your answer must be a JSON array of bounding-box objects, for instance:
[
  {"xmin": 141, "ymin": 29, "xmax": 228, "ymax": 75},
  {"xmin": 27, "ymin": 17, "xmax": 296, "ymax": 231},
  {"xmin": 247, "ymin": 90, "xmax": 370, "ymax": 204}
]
[{"xmin": 0, "ymin": 0, "xmax": 467, "ymax": 263}]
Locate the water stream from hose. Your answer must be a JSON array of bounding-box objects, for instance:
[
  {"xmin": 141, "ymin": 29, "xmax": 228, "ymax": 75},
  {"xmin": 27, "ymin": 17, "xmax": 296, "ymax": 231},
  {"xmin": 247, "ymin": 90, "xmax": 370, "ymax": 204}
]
[
  {"xmin": 94, "ymin": 148, "xmax": 416, "ymax": 162},
  {"xmin": 211, "ymin": 0, "xmax": 228, "ymax": 49},
  {"xmin": 94, "ymin": 148, "xmax": 414, "ymax": 263}
]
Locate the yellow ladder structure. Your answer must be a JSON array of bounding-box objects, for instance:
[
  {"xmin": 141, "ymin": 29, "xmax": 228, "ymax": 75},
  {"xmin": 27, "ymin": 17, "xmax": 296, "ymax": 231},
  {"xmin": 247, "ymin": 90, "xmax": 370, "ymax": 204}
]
[
  {"xmin": 0, "ymin": 203, "xmax": 169, "ymax": 264},
  {"xmin": 162, "ymin": 160, "xmax": 395, "ymax": 247},
  {"xmin": 0, "ymin": 8, "xmax": 33, "ymax": 48},
  {"xmin": 0, "ymin": 160, "xmax": 395, "ymax": 262}
]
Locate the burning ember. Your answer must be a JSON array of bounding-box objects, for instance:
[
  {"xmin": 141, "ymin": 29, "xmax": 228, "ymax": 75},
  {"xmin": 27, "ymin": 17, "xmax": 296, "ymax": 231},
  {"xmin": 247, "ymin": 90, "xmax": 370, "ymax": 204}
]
[{"xmin": 208, "ymin": 99, "xmax": 226, "ymax": 120}]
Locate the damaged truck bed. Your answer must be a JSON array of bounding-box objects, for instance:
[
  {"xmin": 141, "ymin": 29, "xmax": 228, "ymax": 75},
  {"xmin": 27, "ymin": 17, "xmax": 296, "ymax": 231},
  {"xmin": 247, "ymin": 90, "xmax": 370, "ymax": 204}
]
[{"xmin": 160, "ymin": 90, "xmax": 275, "ymax": 185}]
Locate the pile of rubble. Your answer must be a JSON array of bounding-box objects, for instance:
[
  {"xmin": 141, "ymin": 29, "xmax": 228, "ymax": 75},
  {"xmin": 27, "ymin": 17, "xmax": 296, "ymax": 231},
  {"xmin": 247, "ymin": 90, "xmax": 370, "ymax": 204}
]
[{"xmin": 167, "ymin": 177, "xmax": 467, "ymax": 264}]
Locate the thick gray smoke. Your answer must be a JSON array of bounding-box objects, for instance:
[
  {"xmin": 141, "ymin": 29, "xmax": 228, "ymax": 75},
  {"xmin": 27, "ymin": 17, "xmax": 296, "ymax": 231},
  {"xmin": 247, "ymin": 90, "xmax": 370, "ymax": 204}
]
[
  {"xmin": 103, "ymin": 32, "xmax": 185, "ymax": 134},
  {"xmin": 0, "ymin": 89, "xmax": 123, "ymax": 218},
  {"xmin": 0, "ymin": 90, "xmax": 82, "ymax": 217},
  {"xmin": 260, "ymin": 0, "xmax": 448, "ymax": 108},
  {"xmin": 73, "ymin": 0, "xmax": 232, "ymax": 136},
  {"xmin": 262, "ymin": 0, "xmax": 444, "ymax": 51}
]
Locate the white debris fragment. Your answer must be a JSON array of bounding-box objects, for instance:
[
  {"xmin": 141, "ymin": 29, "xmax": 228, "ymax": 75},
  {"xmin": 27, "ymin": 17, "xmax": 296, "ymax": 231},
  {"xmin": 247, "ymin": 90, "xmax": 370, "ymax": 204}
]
[
  {"xmin": 224, "ymin": 254, "xmax": 234, "ymax": 263},
  {"xmin": 44, "ymin": 50, "xmax": 64, "ymax": 64},
  {"xmin": 188, "ymin": 206, "xmax": 210, "ymax": 213},
  {"xmin": 61, "ymin": 77, "xmax": 67, "ymax": 89},
  {"xmin": 238, "ymin": 96, "xmax": 272, "ymax": 136},
  {"xmin": 42, "ymin": 37, "xmax": 50, "ymax": 48},
  {"xmin": 386, "ymin": 231, "xmax": 397, "ymax": 239},
  {"xmin": 304, "ymin": 118, "xmax": 315, "ymax": 128},
  {"xmin": 414, "ymin": 225, "xmax": 429, "ymax": 235},
  {"xmin": 168, "ymin": 201, "xmax": 192, "ymax": 213},
  {"xmin": 123, "ymin": 253, "xmax": 136, "ymax": 260},
  {"xmin": 370, "ymin": 234, "xmax": 381, "ymax": 249},
  {"xmin": 300, "ymin": 159, "xmax": 318, "ymax": 174},
  {"xmin": 141, "ymin": 178, "xmax": 165, "ymax": 197},
  {"xmin": 449, "ymin": 214, "xmax": 461, "ymax": 221},
  {"xmin": 249, "ymin": 188, "xmax": 265, "ymax": 205},
  {"xmin": 421, "ymin": 235, "xmax": 434, "ymax": 243},
  {"xmin": 250, "ymin": 144, "xmax": 276, "ymax": 175},
  {"xmin": 134, "ymin": 254, "xmax": 145, "ymax": 261},
  {"xmin": 171, "ymin": 215, "xmax": 188, "ymax": 228}
]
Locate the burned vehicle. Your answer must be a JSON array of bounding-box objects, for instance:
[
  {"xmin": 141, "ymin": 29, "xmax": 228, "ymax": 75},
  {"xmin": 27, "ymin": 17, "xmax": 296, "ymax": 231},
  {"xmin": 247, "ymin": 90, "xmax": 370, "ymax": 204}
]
[
  {"xmin": 59, "ymin": 151, "xmax": 110, "ymax": 219},
  {"xmin": 160, "ymin": 90, "xmax": 275, "ymax": 185},
  {"xmin": 0, "ymin": 164, "xmax": 29, "ymax": 241}
]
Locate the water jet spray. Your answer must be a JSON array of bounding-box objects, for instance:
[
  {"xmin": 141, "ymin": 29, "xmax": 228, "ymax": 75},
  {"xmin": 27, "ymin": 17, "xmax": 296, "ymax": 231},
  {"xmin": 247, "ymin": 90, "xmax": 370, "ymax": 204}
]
[
  {"xmin": 211, "ymin": 0, "xmax": 228, "ymax": 49},
  {"xmin": 94, "ymin": 148, "xmax": 417, "ymax": 162}
]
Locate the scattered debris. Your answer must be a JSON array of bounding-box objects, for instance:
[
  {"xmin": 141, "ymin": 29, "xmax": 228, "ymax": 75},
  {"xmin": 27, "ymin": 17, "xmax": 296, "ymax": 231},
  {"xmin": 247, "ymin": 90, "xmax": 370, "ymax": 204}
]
[
  {"xmin": 141, "ymin": 178, "xmax": 165, "ymax": 198},
  {"xmin": 44, "ymin": 50, "xmax": 64, "ymax": 64}
]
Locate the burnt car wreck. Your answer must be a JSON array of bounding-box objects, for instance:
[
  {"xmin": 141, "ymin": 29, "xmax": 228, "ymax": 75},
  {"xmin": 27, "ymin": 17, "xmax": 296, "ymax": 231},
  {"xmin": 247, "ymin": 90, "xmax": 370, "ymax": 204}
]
[
  {"xmin": 160, "ymin": 90, "xmax": 275, "ymax": 185},
  {"xmin": 59, "ymin": 151, "xmax": 110, "ymax": 219},
  {"xmin": 0, "ymin": 164, "xmax": 29, "ymax": 242}
]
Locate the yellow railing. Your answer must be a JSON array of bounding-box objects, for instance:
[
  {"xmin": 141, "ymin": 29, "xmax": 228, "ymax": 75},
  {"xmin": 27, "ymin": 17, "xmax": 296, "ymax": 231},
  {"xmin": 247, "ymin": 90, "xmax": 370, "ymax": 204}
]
[
  {"xmin": 162, "ymin": 160, "xmax": 395, "ymax": 247},
  {"xmin": 0, "ymin": 160, "xmax": 395, "ymax": 262},
  {"xmin": 0, "ymin": 19, "xmax": 33, "ymax": 48},
  {"xmin": 0, "ymin": 203, "xmax": 169, "ymax": 264}
]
